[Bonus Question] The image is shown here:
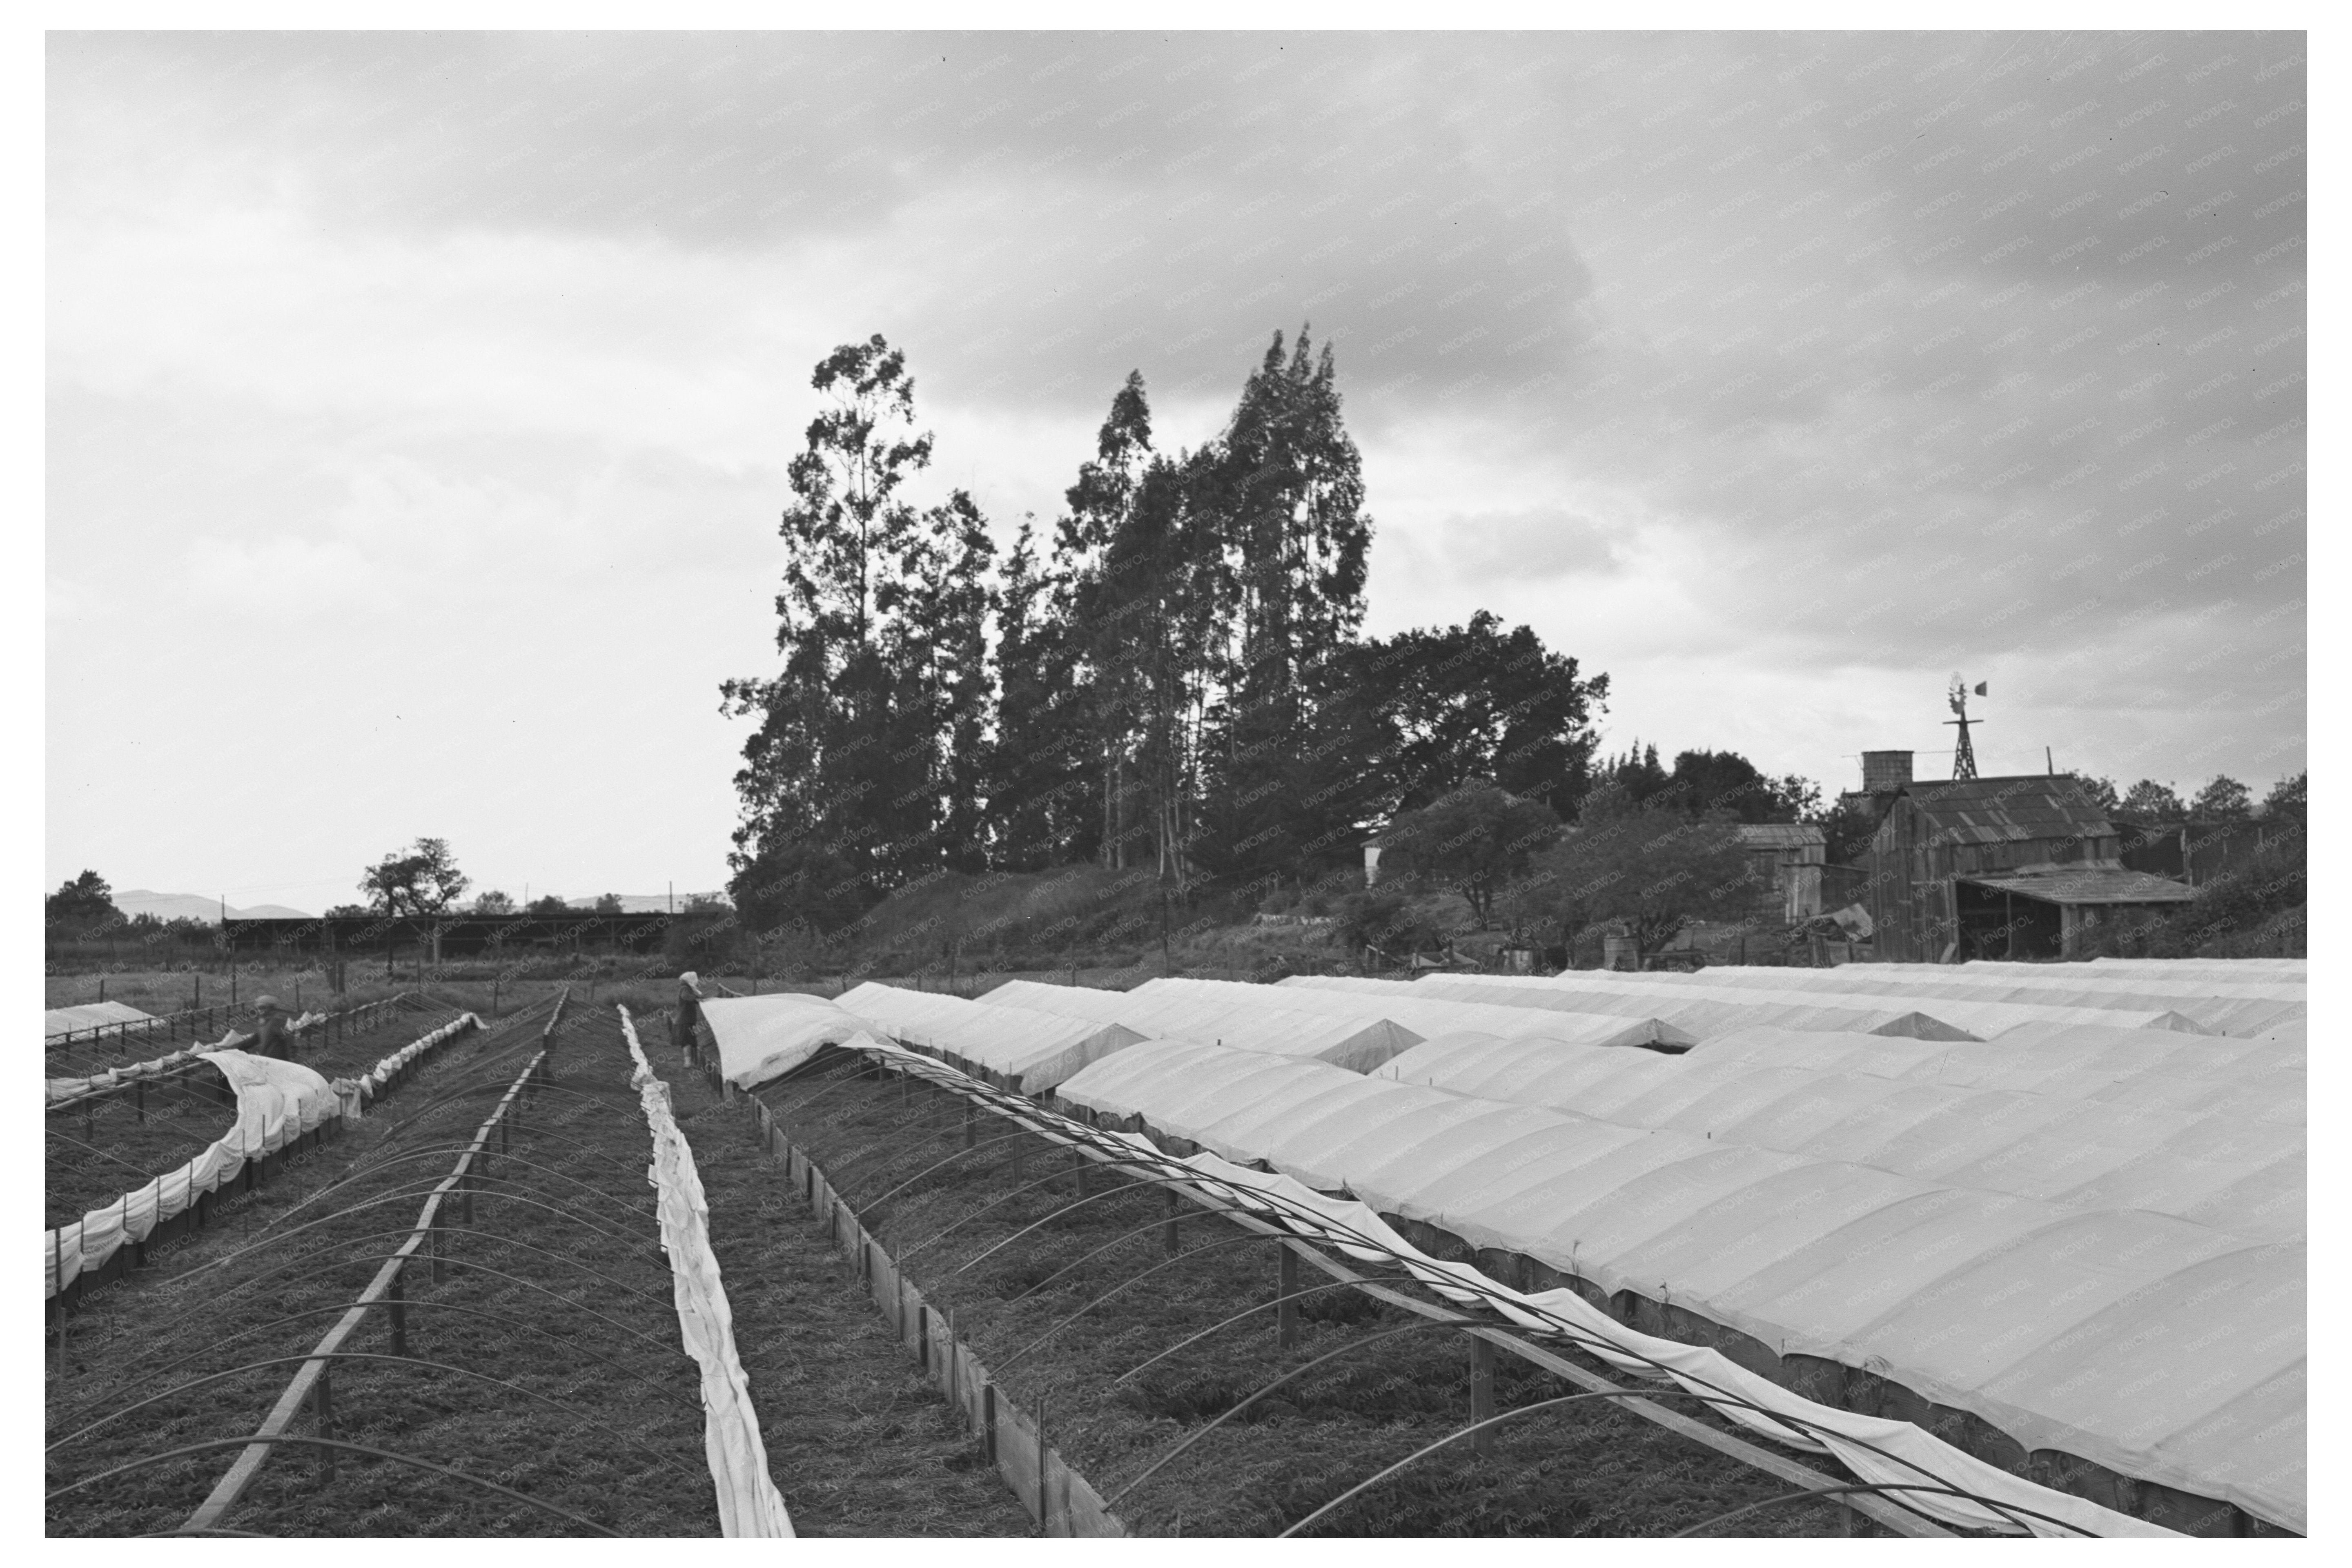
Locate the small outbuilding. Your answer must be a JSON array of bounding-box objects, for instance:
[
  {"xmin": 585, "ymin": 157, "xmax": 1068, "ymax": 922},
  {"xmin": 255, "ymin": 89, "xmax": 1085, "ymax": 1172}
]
[{"xmin": 1733, "ymin": 822, "xmax": 1828, "ymax": 922}]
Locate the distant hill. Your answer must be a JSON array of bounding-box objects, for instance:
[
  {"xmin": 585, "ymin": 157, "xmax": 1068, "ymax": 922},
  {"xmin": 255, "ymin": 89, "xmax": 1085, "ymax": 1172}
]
[
  {"xmin": 114, "ymin": 890, "xmax": 316, "ymax": 923},
  {"xmin": 105, "ymin": 889, "xmax": 730, "ymax": 922},
  {"xmin": 526, "ymin": 893, "xmax": 731, "ymax": 914}
]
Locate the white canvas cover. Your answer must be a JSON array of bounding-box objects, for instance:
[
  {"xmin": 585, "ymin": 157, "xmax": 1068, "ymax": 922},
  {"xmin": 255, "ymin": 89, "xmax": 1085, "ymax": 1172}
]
[
  {"xmin": 45, "ymin": 1000, "xmax": 156, "ymax": 1037},
  {"xmin": 618, "ymin": 1009, "xmax": 795, "ymax": 1536},
  {"xmin": 1676, "ymin": 964, "xmax": 2303, "ymax": 1037},
  {"xmin": 1418, "ymin": 971, "xmax": 2213, "ymax": 1039},
  {"xmin": 1373, "ymin": 1034, "xmax": 2295, "ymax": 1241},
  {"xmin": 1686, "ymin": 962, "xmax": 2303, "ymax": 1002},
  {"xmin": 981, "ymin": 979, "xmax": 1424, "ymax": 1071},
  {"xmin": 699, "ymin": 993, "xmax": 883, "ymax": 1090},
  {"xmin": 45, "ymin": 1049, "xmax": 344, "ymax": 1298},
  {"xmin": 1055, "ymin": 1036, "xmax": 2305, "ymax": 1529},
  {"xmin": 1142, "ymin": 976, "xmax": 1691, "ymax": 1050},
  {"xmin": 1400, "ymin": 974, "xmax": 1985, "ymax": 1040},
  {"xmin": 835, "ymin": 982, "xmax": 1145, "ymax": 1091}
]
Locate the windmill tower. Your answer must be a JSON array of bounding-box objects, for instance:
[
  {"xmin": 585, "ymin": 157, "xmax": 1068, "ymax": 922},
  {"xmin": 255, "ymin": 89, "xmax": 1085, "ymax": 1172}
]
[{"xmin": 1944, "ymin": 674, "xmax": 1986, "ymax": 780}]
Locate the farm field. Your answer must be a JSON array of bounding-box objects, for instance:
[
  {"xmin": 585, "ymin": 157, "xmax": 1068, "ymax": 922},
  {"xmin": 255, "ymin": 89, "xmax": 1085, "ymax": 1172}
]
[{"xmin": 44, "ymin": 993, "xmax": 1033, "ymax": 1537}]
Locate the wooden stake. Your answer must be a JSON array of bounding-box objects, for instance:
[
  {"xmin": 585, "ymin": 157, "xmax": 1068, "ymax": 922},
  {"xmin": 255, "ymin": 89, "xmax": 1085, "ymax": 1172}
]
[
  {"xmin": 314, "ymin": 1366, "xmax": 336, "ymax": 1480},
  {"xmin": 1036, "ymin": 1391, "xmax": 1050, "ymax": 1533},
  {"xmin": 1278, "ymin": 1247, "xmax": 1300, "ymax": 1348}
]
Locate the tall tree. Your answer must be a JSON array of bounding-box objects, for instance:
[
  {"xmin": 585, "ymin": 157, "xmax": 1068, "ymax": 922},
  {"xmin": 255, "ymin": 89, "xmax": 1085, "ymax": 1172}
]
[
  {"xmin": 2119, "ymin": 779, "xmax": 2188, "ymax": 820},
  {"xmin": 1374, "ymin": 782, "xmax": 1561, "ymax": 926},
  {"xmin": 1659, "ymin": 749, "xmax": 1811, "ymax": 824},
  {"xmin": 2258, "ymin": 771, "xmax": 2306, "ymax": 822},
  {"xmin": 1045, "ymin": 370, "xmax": 1228, "ymax": 885},
  {"xmin": 723, "ymin": 334, "xmax": 953, "ymax": 920},
  {"xmin": 1521, "ymin": 783, "xmax": 1752, "ymax": 961},
  {"xmin": 1060, "ymin": 371, "xmax": 1165, "ymax": 875},
  {"xmin": 360, "ymin": 838, "xmax": 470, "ymax": 915},
  {"xmin": 988, "ymin": 517, "xmax": 1095, "ymax": 869},
  {"xmin": 1599, "ymin": 742, "xmax": 1671, "ymax": 804},
  {"xmin": 1365, "ymin": 611, "xmax": 1607, "ymax": 816},
  {"xmin": 47, "ymin": 870, "xmax": 120, "ymax": 938},
  {"xmin": 2071, "ymin": 774, "xmax": 2123, "ymax": 817},
  {"xmin": 895, "ymin": 488, "xmax": 999, "ymax": 872},
  {"xmin": 1194, "ymin": 326, "xmax": 1375, "ymax": 883},
  {"xmin": 2190, "ymin": 775, "xmax": 2254, "ymax": 820}
]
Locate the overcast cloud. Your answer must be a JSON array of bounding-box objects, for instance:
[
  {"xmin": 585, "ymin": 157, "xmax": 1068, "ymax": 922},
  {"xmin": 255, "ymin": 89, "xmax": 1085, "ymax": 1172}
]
[{"xmin": 47, "ymin": 30, "xmax": 2306, "ymax": 907}]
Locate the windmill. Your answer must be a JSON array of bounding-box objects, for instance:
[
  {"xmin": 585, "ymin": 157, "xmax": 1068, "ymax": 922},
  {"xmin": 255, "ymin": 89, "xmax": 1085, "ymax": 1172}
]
[{"xmin": 1945, "ymin": 674, "xmax": 1986, "ymax": 780}]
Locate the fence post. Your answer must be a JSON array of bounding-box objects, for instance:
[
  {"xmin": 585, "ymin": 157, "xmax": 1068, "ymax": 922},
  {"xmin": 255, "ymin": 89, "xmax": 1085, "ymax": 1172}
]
[
  {"xmin": 313, "ymin": 1365, "xmax": 336, "ymax": 1481},
  {"xmin": 1469, "ymin": 1334, "xmax": 1496, "ymax": 1457},
  {"xmin": 389, "ymin": 1267, "xmax": 408, "ymax": 1355},
  {"xmin": 1165, "ymin": 1187, "xmax": 1181, "ymax": 1256}
]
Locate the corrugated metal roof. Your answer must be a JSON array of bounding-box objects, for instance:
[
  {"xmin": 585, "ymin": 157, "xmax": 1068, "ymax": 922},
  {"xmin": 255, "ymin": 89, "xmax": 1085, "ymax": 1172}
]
[
  {"xmin": 1735, "ymin": 823, "xmax": 1826, "ymax": 849},
  {"xmin": 1897, "ymin": 775, "xmax": 2115, "ymax": 846},
  {"xmin": 1960, "ymin": 866, "xmax": 2196, "ymax": 906}
]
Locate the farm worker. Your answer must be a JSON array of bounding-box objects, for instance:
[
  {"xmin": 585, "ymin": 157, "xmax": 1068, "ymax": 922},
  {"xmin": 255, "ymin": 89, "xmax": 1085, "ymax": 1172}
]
[
  {"xmin": 674, "ymin": 971, "xmax": 702, "ymax": 1056},
  {"xmin": 251, "ymin": 995, "xmax": 296, "ymax": 1060}
]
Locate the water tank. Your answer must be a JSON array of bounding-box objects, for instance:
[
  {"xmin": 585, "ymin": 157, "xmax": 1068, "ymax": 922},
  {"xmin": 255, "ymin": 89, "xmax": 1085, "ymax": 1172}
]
[{"xmin": 1861, "ymin": 751, "xmax": 1913, "ymax": 795}]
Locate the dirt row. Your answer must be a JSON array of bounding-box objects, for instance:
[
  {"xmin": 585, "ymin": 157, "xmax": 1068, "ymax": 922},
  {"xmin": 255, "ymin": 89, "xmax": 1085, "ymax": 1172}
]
[
  {"xmin": 742, "ymin": 1053, "xmax": 1856, "ymax": 1538},
  {"xmin": 645, "ymin": 1009, "xmax": 1034, "ymax": 1537}
]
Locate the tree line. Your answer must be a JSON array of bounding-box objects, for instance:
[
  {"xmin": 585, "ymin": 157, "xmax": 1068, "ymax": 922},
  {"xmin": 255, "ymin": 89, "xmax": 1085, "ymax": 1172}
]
[
  {"xmin": 717, "ymin": 330, "xmax": 2305, "ymax": 951},
  {"xmin": 720, "ymin": 328, "xmax": 1617, "ymax": 935}
]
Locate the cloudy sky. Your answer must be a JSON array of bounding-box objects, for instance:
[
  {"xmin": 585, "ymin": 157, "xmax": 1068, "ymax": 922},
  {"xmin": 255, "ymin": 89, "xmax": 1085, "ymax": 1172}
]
[{"xmin": 46, "ymin": 29, "xmax": 2307, "ymax": 910}]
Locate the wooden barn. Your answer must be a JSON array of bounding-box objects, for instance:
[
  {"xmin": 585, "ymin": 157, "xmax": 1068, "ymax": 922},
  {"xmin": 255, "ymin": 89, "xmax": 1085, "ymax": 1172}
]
[{"xmin": 1865, "ymin": 775, "xmax": 2197, "ymax": 961}]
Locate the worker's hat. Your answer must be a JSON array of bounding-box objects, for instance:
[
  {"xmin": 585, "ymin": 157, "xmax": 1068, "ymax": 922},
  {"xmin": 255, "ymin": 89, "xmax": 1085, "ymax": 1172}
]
[{"xmin": 254, "ymin": 994, "xmax": 284, "ymax": 1011}]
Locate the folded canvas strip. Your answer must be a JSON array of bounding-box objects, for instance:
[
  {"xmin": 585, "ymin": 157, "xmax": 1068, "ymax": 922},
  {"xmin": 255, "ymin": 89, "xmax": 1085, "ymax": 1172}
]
[
  {"xmin": 328, "ymin": 1015, "xmax": 480, "ymax": 1118},
  {"xmin": 46, "ymin": 1013, "xmax": 327, "ymax": 1105},
  {"xmin": 44, "ymin": 1049, "xmax": 343, "ymax": 1298},
  {"xmin": 619, "ymin": 1007, "xmax": 795, "ymax": 1538},
  {"xmin": 45, "ymin": 1013, "xmax": 480, "ymax": 1298}
]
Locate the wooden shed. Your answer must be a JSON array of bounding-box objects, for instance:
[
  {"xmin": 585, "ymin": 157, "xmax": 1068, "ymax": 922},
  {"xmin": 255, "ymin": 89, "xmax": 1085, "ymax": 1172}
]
[
  {"xmin": 1732, "ymin": 822, "xmax": 1827, "ymax": 922},
  {"xmin": 1865, "ymin": 775, "xmax": 2196, "ymax": 961}
]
